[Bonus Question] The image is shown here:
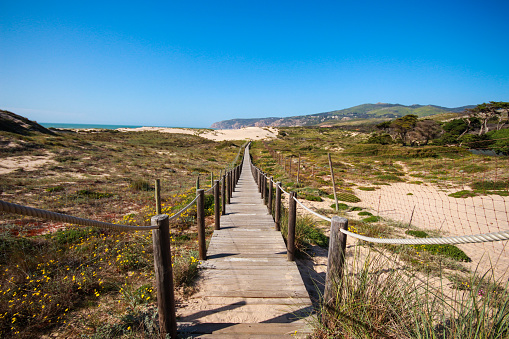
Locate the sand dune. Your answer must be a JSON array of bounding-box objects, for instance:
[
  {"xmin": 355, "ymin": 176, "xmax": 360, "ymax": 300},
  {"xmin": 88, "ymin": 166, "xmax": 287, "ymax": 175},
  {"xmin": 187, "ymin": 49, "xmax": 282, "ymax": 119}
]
[{"xmin": 116, "ymin": 126, "xmax": 278, "ymax": 141}]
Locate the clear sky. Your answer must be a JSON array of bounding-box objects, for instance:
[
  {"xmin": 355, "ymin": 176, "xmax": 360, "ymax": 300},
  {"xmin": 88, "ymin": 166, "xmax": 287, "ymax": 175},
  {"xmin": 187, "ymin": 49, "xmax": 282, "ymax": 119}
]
[{"xmin": 1, "ymin": 0, "xmax": 508, "ymax": 128}]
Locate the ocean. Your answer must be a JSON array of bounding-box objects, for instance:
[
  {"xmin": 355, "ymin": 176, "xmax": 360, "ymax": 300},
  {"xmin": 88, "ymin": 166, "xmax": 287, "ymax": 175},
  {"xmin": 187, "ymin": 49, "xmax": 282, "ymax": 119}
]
[{"xmin": 40, "ymin": 123, "xmax": 144, "ymax": 130}]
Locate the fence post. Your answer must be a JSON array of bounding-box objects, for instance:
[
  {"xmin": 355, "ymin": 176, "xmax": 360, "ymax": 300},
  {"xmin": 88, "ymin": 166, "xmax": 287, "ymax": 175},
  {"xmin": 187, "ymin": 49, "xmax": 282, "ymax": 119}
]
[
  {"xmin": 287, "ymin": 191, "xmax": 297, "ymax": 261},
  {"xmin": 324, "ymin": 216, "xmax": 349, "ymax": 307},
  {"xmin": 328, "ymin": 153, "xmax": 338, "ymax": 212},
  {"xmin": 261, "ymin": 173, "xmax": 266, "ymax": 201},
  {"xmin": 214, "ymin": 180, "xmax": 220, "ymax": 230},
  {"xmin": 275, "ymin": 182, "xmax": 281, "ymax": 231},
  {"xmin": 232, "ymin": 168, "xmax": 236, "ymax": 192},
  {"xmin": 196, "ymin": 176, "xmax": 200, "ymax": 190},
  {"xmin": 229, "ymin": 170, "xmax": 233, "ymax": 197},
  {"xmin": 196, "ymin": 189, "xmax": 206, "ymax": 260},
  {"xmin": 151, "ymin": 214, "xmax": 177, "ymax": 339},
  {"xmin": 155, "ymin": 179, "xmax": 162, "ymax": 215},
  {"xmin": 222, "ymin": 175, "xmax": 226, "ymax": 215},
  {"xmin": 226, "ymin": 172, "xmax": 231, "ymax": 204},
  {"xmin": 297, "ymin": 154, "xmax": 301, "ymax": 184},
  {"xmin": 211, "ymin": 172, "xmax": 214, "ymax": 188},
  {"xmin": 268, "ymin": 176, "xmax": 273, "ymax": 214},
  {"xmin": 258, "ymin": 170, "xmax": 262, "ymax": 193}
]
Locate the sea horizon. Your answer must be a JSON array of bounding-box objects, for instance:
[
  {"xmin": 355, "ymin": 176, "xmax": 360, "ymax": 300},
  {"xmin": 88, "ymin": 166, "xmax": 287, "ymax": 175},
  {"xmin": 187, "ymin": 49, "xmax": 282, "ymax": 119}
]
[{"xmin": 40, "ymin": 122, "xmax": 204, "ymax": 130}]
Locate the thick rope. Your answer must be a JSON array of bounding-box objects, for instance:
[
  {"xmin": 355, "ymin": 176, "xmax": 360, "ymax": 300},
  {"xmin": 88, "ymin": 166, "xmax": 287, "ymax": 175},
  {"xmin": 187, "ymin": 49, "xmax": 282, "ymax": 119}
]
[
  {"xmin": 293, "ymin": 196, "xmax": 332, "ymax": 222},
  {"xmin": 341, "ymin": 229, "xmax": 509, "ymax": 245},
  {"xmin": 168, "ymin": 196, "xmax": 199, "ymax": 221},
  {"xmin": 0, "ymin": 200, "xmax": 158, "ymax": 231}
]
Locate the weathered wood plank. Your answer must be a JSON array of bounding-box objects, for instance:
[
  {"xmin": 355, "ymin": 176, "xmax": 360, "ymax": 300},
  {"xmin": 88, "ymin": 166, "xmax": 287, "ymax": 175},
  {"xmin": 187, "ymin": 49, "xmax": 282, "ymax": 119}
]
[{"xmin": 177, "ymin": 150, "xmax": 313, "ymax": 337}]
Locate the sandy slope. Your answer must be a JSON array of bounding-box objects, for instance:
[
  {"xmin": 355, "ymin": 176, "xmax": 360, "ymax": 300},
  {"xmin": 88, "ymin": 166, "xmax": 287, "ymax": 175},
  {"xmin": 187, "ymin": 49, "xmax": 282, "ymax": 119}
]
[{"xmin": 116, "ymin": 126, "xmax": 279, "ymax": 141}]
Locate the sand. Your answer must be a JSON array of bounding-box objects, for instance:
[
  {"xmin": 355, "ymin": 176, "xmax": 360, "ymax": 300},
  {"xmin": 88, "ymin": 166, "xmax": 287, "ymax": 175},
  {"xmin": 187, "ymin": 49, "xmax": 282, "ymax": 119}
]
[
  {"xmin": 0, "ymin": 153, "xmax": 56, "ymax": 175},
  {"xmin": 116, "ymin": 126, "xmax": 279, "ymax": 141},
  {"xmin": 353, "ymin": 182, "xmax": 509, "ymax": 281}
]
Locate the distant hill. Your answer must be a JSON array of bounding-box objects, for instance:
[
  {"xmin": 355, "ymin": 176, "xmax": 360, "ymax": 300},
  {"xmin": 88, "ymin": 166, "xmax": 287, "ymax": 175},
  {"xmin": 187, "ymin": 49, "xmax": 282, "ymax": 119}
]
[
  {"xmin": 210, "ymin": 103, "xmax": 475, "ymax": 129},
  {"xmin": 0, "ymin": 110, "xmax": 55, "ymax": 135}
]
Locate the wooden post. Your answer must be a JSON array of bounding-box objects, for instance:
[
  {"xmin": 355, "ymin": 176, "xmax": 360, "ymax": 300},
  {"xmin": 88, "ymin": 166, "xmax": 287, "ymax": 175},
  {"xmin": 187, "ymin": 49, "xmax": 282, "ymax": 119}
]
[
  {"xmin": 324, "ymin": 216, "xmax": 349, "ymax": 307},
  {"xmin": 289, "ymin": 157, "xmax": 292, "ymax": 178},
  {"xmin": 268, "ymin": 176, "xmax": 273, "ymax": 214},
  {"xmin": 258, "ymin": 170, "xmax": 262, "ymax": 193},
  {"xmin": 287, "ymin": 192, "xmax": 297, "ymax": 261},
  {"xmin": 196, "ymin": 189, "xmax": 206, "ymax": 260},
  {"xmin": 275, "ymin": 182, "xmax": 281, "ymax": 231},
  {"xmin": 229, "ymin": 170, "xmax": 233, "ymax": 197},
  {"xmin": 226, "ymin": 172, "xmax": 231, "ymax": 204},
  {"xmin": 211, "ymin": 172, "xmax": 214, "ymax": 188},
  {"xmin": 196, "ymin": 176, "xmax": 200, "ymax": 190},
  {"xmin": 222, "ymin": 175, "xmax": 226, "ymax": 215},
  {"xmin": 155, "ymin": 179, "xmax": 162, "ymax": 215},
  {"xmin": 214, "ymin": 180, "xmax": 220, "ymax": 230},
  {"xmin": 297, "ymin": 154, "xmax": 301, "ymax": 184},
  {"xmin": 233, "ymin": 167, "xmax": 236, "ymax": 186},
  {"xmin": 151, "ymin": 214, "xmax": 177, "ymax": 339},
  {"xmin": 328, "ymin": 153, "xmax": 338, "ymax": 212},
  {"xmin": 261, "ymin": 173, "xmax": 266, "ymax": 201}
]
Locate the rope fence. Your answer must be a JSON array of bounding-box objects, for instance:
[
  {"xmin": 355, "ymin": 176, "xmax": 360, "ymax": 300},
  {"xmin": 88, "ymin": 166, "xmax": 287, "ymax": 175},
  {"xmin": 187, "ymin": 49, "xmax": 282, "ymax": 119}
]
[{"xmin": 254, "ymin": 163, "xmax": 509, "ymax": 246}]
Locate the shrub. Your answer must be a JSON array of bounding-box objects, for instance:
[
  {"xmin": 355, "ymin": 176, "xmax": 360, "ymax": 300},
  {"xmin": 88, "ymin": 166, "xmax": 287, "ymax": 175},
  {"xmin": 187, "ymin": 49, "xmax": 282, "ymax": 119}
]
[
  {"xmin": 471, "ymin": 180, "xmax": 509, "ymax": 191},
  {"xmin": 75, "ymin": 189, "xmax": 114, "ymax": 199},
  {"xmin": 45, "ymin": 186, "xmax": 64, "ymax": 192},
  {"xmin": 130, "ymin": 180, "xmax": 153, "ymax": 191},
  {"xmin": 333, "ymin": 192, "xmax": 361, "ymax": 203},
  {"xmin": 358, "ymin": 211, "xmax": 372, "ymax": 216},
  {"xmin": 405, "ymin": 230, "xmax": 428, "ymax": 238},
  {"xmin": 358, "ymin": 186, "xmax": 376, "ymax": 191},
  {"xmin": 448, "ymin": 190, "xmax": 476, "ymax": 198},
  {"xmin": 304, "ymin": 195, "xmax": 323, "ymax": 202},
  {"xmin": 330, "ymin": 203, "xmax": 349, "ymax": 210},
  {"xmin": 362, "ymin": 216, "xmax": 381, "ymax": 223}
]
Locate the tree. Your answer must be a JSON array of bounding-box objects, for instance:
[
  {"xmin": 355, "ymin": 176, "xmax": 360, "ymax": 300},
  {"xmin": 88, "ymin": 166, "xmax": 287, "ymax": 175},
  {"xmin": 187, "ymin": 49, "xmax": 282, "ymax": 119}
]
[
  {"xmin": 390, "ymin": 114, "xmax": 418, "ymax": 145},
  {"xmin": 465, "ymin": 101, "xmax": 509, "ymax": 135},
  {"xmin": 375, "ymin": 121, "xmax": 392, "ymax": 133},
  {"xmin": 413, "ymin": 119, "xmax": 442, "ymax": 145}
]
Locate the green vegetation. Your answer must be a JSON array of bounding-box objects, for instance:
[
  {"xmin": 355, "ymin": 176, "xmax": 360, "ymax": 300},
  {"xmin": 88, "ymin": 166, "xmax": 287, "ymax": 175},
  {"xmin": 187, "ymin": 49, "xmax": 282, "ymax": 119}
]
[
  {"xmin": 0, "ymin": 128, "xmax": 242, "ymax": 337},
  {"xmin": 404, "ymin": 230, "xmax": 471, "ymax": 262},
  {"xmin": 304, "ymin": 194, "xmax": 323, "ymax": 202},
  {"xmin": 317, "ymin": 250, "xmax": 508, "ymax": 339},
  {"xmin": 328, "ymin": 192, "xmax": 361, "ymax": 203}
]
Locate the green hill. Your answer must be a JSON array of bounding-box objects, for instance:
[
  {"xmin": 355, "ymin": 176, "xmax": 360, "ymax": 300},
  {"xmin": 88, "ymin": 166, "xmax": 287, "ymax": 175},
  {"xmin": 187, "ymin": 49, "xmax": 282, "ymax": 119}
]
[{"xmin": 211, "ymin": 103, "xmax": 474, "ymax": 129}]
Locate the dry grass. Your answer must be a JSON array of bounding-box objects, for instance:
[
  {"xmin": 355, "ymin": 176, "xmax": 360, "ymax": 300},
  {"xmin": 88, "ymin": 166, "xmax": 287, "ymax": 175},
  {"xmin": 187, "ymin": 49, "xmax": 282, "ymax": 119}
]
[{"xmin": 0, "ymin": 129, "xmax": 244, "ymax": 337}]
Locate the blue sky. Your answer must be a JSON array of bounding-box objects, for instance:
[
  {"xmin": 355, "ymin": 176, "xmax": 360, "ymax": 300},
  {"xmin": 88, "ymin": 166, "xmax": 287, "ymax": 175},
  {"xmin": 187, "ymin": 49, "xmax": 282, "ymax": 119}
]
[{"xmin": 1, "ymin": 0, "xmax": 508, "ymax": 128}]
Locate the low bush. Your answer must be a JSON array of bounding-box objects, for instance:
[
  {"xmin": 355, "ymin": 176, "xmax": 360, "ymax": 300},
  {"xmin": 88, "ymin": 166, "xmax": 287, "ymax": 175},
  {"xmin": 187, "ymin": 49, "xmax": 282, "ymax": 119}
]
[
  {"xmin": 330, "ymin": 203, "xmax": 349, "ymax": 210},
  {"xmin": 362, "ymin": 216, "xmax": 381, "ymax": 223},
  {"xmin": 328, "ymin": 192, "xmax": 361, "ymax": 203},
  {"xmin": 304, "ymin": 195, "xmax": 323, "ymax": 202},
  {"xmin": 448, "ymin": 190, "xmax": 476, "ymax": 198}
]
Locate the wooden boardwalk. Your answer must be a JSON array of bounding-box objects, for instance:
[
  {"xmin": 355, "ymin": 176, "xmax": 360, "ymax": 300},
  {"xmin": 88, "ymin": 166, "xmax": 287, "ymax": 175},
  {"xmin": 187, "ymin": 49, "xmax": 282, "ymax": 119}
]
[{"xmin": 177, "ymin": 150, "xmax": 313, "ymax": 338}]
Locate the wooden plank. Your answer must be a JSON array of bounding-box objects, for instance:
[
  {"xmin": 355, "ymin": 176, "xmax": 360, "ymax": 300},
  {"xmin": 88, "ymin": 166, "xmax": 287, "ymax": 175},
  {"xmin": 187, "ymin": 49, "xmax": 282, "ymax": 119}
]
[{"xmin": 177, "ymin": 151, "xmax": 313, "ymax": 337}]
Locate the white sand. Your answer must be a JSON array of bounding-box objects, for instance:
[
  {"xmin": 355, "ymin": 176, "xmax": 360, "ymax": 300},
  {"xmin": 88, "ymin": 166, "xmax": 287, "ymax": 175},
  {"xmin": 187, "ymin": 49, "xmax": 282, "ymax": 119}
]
[{"xmin": 116, "ymin": 126, "xmax": 278, "ymax": 141}]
